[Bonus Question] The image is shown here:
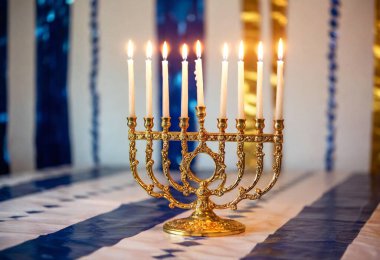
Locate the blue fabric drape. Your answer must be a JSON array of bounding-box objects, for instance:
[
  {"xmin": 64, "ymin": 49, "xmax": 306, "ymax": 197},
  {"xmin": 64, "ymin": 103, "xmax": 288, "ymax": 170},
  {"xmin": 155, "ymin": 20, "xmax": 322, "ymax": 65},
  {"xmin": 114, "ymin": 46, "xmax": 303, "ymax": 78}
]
[
  {"xmin": 0, "ymin": 0, "xmax": 9, "ymax": 175},
  {"xmin": 156, "ymin": 0, "xmax": 205, "ymax": 168},
  {"xmin": 35, "ymin": 0, "xmax": 72, "ymax": 169}
]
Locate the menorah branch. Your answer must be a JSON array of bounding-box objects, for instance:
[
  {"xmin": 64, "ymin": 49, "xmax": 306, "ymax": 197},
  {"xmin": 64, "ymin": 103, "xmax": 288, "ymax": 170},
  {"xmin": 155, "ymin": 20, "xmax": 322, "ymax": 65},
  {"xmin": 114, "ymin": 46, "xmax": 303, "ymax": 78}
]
[{"xmin": 133, "ymin": 131, "xmax": 275, "ymax": 143}]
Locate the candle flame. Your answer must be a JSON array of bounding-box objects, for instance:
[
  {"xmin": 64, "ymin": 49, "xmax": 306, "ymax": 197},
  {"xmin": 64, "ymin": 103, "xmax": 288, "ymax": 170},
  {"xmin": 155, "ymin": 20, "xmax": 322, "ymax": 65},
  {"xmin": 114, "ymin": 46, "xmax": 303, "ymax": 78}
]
[
  {"xmin": 182, "ymin": 44, "xmax": 188, "ymax": 60},
  {"xmin": 238, "ymin": 40, "xmax": 244, "ymax": 60},
  {"xmin": 278, "ymin": 38, "xmax": 283, "ymax": 60},
  {"xmin": 258, "ymin": 41, "xmax": 263, "ymax": 61},
  {"xmin": 196, "ymin": 40, "xmax": 202, "ymax": 58},
  {"xmin": 222, "ymin": 43, "xmax": 228, "ymax": 60},
  {"xmin": 127, "ymin": 40, "xmax": 134, "ymax": 59},
  {"xmin": 146, "ymin": 41, "xmax": 153, "ymax": 59},
  {"xmin": 162, "ymin": 41, "xmax": 168, "ymax": 60}
]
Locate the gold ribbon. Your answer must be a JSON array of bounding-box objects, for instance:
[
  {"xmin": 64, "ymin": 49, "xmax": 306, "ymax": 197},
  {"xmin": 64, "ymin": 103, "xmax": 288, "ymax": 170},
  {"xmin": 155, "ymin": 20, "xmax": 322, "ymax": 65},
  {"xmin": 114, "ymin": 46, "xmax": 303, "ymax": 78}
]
[
  {"xmin": 242, "ymin": 0, "xmax": 261, "ymax": 168},
  {"xmin": 242, "ymin": 0, "xmax": 288, "ymax": 168},
  {"xmin": 270, "ymin": 0, "xmax": 288, "ymax": 101},
  {"xmin": 370, "ymin": 0, "xmax": 380, "ymax": 175}
]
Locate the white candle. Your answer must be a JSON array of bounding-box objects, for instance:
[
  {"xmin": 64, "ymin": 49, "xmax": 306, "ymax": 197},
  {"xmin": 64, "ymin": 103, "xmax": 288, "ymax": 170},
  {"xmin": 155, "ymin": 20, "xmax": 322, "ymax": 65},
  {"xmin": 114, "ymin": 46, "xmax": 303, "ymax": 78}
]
[
  {"xmin": 219, "ymin": 43, "xmax": 228, "ymax": 119},
  {"xmin": 162, "ymin": 41, "xmax": 170, "ymax": 118},
  {"xmin": 275, "ymin": 39, "xmax": 284, "ymax": 120},
  {"xmin": 181, "ymin": 44, "xmax": 188, "ymax": 118},
  {"xmin": 237, "ymin": 41, "xmax": 245, "ymax": 119},
  {"xmin": 256, "ymin": 41, "xmax": 264, "ymax": 119},
  {"xmin": 127, "ymin": 40, "xmax": 135, "ymax": 117},
  {"xmin": 195, "ymin": 40, "xmax": 205, "ymax": 107},
  {"xmin": 146, "ymin": 41, "xmax": 153, "ymax": 118}
]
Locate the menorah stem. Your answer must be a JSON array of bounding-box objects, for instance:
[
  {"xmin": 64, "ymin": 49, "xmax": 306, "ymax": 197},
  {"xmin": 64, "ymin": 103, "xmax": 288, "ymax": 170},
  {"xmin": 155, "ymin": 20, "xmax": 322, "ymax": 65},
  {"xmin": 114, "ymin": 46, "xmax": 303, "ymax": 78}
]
[{"xmin": 163, "ymin": 181, "xmax": 245, "ymax": 236}]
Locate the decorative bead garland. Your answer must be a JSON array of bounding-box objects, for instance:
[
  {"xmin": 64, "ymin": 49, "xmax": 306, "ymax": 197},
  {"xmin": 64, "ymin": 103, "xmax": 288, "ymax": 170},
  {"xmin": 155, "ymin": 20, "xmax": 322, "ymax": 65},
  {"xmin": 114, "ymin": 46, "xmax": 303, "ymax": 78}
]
[
  {"xmin": 89, "ymin": 0, "xmax": 100, "ymax": 165},
  {"xmin": 325, "ymin": 0, "xmax": 340, "ymax": 172}
]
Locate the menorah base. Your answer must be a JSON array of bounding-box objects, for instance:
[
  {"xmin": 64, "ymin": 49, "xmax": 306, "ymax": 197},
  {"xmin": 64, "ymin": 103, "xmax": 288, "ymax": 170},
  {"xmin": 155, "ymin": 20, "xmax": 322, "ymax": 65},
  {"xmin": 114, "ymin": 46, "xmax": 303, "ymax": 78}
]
[{"xmin": 163, "ymin": 209, "xmax": 245, "ymax": 237}]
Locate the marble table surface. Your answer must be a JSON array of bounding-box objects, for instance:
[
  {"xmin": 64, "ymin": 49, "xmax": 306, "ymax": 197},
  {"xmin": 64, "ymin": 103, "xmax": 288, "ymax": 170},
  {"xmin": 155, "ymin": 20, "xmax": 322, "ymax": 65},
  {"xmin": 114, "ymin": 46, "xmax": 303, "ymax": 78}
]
[{"xmin": 0, "ymin": 167, "xmax": 379, "ymax": 259}]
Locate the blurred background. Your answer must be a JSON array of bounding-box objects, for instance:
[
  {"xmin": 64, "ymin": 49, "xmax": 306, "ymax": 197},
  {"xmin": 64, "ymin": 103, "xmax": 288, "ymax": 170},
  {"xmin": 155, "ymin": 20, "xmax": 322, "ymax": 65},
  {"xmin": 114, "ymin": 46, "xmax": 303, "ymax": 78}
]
[{"xmin": 0, "ymin": 0, "xmax": 378, "ymax": 175}]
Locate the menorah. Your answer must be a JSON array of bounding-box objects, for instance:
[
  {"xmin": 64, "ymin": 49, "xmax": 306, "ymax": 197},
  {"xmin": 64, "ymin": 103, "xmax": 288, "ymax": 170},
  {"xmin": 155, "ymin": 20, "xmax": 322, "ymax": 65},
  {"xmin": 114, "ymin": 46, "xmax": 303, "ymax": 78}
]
[{"xmin": 127, "ymin": 106, "xmax": 284, "ymax": 237}]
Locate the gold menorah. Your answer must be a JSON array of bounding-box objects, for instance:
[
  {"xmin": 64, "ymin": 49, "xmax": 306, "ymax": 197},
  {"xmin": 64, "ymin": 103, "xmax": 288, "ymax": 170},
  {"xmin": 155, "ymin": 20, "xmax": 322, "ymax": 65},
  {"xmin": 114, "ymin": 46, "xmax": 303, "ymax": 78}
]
[{"xmin": 127, "ymin": 106, "xmax": 284, "ymax": 237}]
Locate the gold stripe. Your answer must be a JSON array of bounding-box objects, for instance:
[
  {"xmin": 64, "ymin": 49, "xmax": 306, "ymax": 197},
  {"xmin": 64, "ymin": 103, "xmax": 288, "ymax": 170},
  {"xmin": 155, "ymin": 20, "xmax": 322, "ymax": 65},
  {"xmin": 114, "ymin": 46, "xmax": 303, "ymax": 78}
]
[
  {"xmin": 370, "ymin": 0, "xmax": 380, "ymax": 175},
  {"xmin": 242, "ymin": 0, "xmax": 260, "ymax": 168},
  {"xmin": 270, "ymin": 0, "xmax": 288, "ymax": 104},
  {"xmin": 242, "ymin": 0, "xmax": 288, "ymax": 168}
]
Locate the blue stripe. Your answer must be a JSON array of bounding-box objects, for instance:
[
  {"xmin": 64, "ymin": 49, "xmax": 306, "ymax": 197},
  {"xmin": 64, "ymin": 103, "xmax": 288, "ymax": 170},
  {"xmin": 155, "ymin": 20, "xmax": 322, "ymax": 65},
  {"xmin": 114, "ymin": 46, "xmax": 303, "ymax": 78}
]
[
  {"xmin": 0, "ymin": 0, "xmax": 9, "ymax": 175},
  {"xmin": 0, "ymin": 193, "xmax": 193, "ymax": 259},
  {"xmin": 242, "ymin": 174, "xmax": 380, "ymax": 259},
  {"xmin": 0, "ymin": 167, "xmax": 125, "ymax": 202},
  {"xmin": 156, "ymin": 0, "xmax": 204, "ymax": 168},
  {"xmin": 35, "ymin": 0, "xmax": 72, "ymax": 169}
]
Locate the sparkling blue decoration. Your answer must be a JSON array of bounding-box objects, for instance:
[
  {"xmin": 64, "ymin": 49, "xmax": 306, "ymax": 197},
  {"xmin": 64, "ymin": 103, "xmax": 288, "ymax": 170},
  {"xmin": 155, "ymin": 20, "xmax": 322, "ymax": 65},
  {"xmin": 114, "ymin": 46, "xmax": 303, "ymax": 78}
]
[
  {"xmin": 89, "ymin": 0, "xmax": 100, "ymax": 165},
  {"xmin": 157, "ymin": 0, "xmax": 204, "ymax": 168},
  {"xmin": 35, "ymin": 0, "xmax": 72, "ymax": 169},
  {"xmin": 325, "ymin": 0, "xmax": 340, "ymax": 172},
  {"xmin": 0, "ymin": 0, "xmax": 9, "ymax": 175}
]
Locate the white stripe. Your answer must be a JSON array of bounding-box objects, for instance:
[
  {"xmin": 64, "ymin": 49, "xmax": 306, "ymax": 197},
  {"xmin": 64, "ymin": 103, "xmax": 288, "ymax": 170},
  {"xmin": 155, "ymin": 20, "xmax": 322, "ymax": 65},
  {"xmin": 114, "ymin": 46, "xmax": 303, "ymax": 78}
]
[
  {"xmin": 202, "ymin": 0, "xmax": 241, "ymax": 170},
  {"xmin": 68, "ymin": 0, "xmax": 93, "ymax": 168},
  {"xmin": 7, "ymin": 0, "xmax": 36, "ymax": 173},
  {"xmin": 0, "ymin": 170, "xmax": 141, "ymax": 250},
  {"xmin": 68, "ymin": 0, "xmax": 157, "ymax": 168},
  {"xmin": 82, "ymin": 172, "xmax": 350, "ymax": 259},
  {"xmin": 335, "ymin": 0, "xmax": 374, "ymax": 172},
  {"xmin": 342, "ymin": 204, "xmax": 380, "ymax": 260},
  {"xmin": 283, "ymin": 0, "xmax": 329, "ymax": 171},
  {"xmin": 97, "ymin": 0, "xmax": 156, "ymax": 167}
]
